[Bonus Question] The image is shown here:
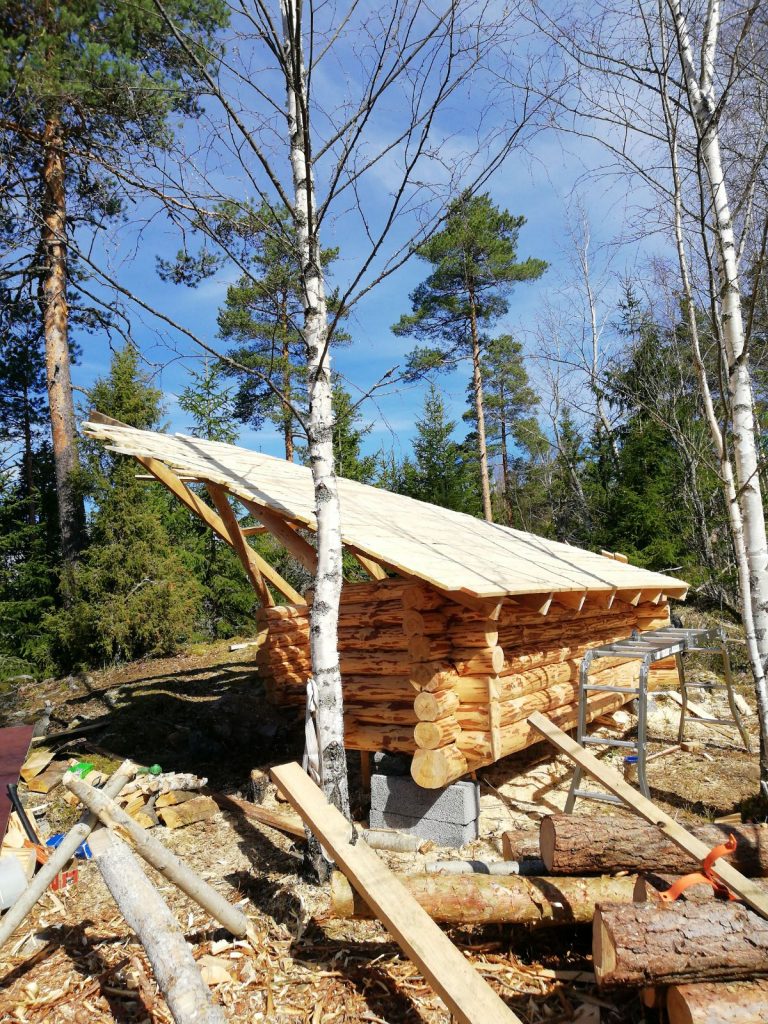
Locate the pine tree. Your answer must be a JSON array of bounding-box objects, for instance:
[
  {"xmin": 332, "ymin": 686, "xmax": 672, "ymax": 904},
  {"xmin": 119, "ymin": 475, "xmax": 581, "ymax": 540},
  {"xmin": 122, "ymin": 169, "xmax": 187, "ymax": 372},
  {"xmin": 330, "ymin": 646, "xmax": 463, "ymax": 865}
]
[
  {"xmin": 0, "ymin": 0, "xmax": 228, "ymax": 569},
  {"xmin": 330, "ymin": 382, "xmax": 377, "ymax": 484},
  {"xmin": 213, "ymin": 201, "xmax": 346, "ymax": 460},
  {"xmin": 392, "ymin": 192, "xmax": 547, "ymax": 521},
  {"xmin": 45, "ymin": 348, "xmax": 202, "ymax": 666}
]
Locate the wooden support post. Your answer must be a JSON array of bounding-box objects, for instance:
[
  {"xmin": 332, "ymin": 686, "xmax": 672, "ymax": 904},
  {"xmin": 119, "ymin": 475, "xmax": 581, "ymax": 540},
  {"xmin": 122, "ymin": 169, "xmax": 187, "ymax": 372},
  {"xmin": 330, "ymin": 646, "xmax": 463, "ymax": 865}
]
[
  {"xmin": 512, "ymin": 593, "xmax": 553, "ymax": 616},
  {"xmin": 271, "ymin": 762, "xmax": 521, "ymax": 1024},
  {"xmin": 206, "ymin": 482, "xmax": 273, "ymax": 606},
  {"xmin": 348, "ymin": 548, "xmax": 389, "ymax": 580},
  {"xmin": 528, "ymin": 711, "xmax": 768, "ymax": 920},
  {"xmin": 239, "ymin": 497, "xmax": 318, "ymax": 573},
  {"xmin": 134, "ymin": 456, "xmax": 304, "ymax": 604}
]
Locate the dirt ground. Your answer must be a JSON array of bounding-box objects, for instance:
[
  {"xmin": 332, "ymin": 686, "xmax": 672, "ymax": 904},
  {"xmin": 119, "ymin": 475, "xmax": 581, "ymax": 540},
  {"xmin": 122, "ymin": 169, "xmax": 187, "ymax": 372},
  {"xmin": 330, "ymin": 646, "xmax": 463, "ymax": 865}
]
[{"xmin": 0, "ymin": 628, "xmax": 763, "ymax": 1024}]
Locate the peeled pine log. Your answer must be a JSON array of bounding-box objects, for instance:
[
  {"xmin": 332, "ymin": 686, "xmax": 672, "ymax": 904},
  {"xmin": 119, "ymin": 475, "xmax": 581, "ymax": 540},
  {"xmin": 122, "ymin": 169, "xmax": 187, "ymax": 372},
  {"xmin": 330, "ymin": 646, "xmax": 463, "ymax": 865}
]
[
  {"xmin": 402, "ymin": 609, "xmax": 448, "ymax": 635},
  {"xmin": 90, "ymin": 830, "xmax": 225, "ymax": 1024},
  {"xmin": 413, "ymin": 687, "xmax": 634, "ymax": 786},
  {"xmin": 457, "ymin": 688, "xmax": 634, "ymax": 768},
  {"xmin": 454, "ymin": 645, "xmax": 505, "ymax": 675},
  {"xmin": 411, "ymin": 742, "xmax": 469, "ymax": 788},
  {"xmin": 344, "ymin": 722, "xmax": 417, "ymax": 752},
  {"xmin": 594, "ymin": 901, "xmax": 768, "ymax": 986},
  {"xmin": 666, "ymin": 980, "xmax": 768, "ymax": 1024},
  {"xmin": 411, "ymin": 662, "xmax": 453, "ymax": 688},
  {"xmin": 448, "ymin": 623, "xmax": 500, "ymax": 649},
  {"xmin": 414, "ymin": 718, "xmax": 462, "ymax": 749},
  {"xmin": 408, "ymin": 635, "xmax": 452, "ymax": 661},
  {"xmin": 331, "ymin": 870, "xmax": 637, "ymax": 926},
  {"xmin": 414, "ymin": 690, "xmax": 460, "ymax": 721},
  {"xmin": 345, "ymin": 703, "xmax": 417, "ymax": 727},
  {"xmin": 402, "ymin": 585, "xmax": 447, "ymax": 611},
  {"xmin": 541, "ymin": 815, "xmax": 768, "ymax": 876}
]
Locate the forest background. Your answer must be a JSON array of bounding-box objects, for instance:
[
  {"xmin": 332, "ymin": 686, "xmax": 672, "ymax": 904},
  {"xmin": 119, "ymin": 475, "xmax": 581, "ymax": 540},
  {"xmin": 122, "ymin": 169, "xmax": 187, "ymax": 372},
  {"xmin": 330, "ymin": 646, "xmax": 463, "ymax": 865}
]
[{"xmin": 1, "ymin": 0, "xmax": 766, "ymax": 685}]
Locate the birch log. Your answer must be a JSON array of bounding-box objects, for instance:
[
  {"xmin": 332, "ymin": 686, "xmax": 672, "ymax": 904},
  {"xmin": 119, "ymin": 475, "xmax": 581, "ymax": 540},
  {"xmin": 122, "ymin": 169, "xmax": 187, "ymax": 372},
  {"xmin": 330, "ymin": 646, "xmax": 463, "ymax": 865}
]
[{"xmin": 90, "ymin": 830, "xmax": 225, "ymax": 1024}]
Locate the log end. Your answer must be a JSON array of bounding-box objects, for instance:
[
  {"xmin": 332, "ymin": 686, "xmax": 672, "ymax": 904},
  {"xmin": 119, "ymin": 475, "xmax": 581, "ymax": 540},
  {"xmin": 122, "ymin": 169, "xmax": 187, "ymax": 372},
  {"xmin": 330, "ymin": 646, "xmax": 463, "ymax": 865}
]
[
  {"xmin": 592, "ymin": 906, "xmax": 618, "ymax": 987},
  {"xmin": 410, "ymin": 745, "xmax": 468, "ymax": 789}
]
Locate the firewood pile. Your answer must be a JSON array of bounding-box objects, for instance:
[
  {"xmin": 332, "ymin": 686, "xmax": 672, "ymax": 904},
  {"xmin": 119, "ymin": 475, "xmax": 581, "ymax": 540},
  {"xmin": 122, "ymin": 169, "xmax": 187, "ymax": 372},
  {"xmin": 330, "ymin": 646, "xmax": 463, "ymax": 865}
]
[{"xmin": 263, "ymin": 578, "xmax": 677, "ymax": 789}]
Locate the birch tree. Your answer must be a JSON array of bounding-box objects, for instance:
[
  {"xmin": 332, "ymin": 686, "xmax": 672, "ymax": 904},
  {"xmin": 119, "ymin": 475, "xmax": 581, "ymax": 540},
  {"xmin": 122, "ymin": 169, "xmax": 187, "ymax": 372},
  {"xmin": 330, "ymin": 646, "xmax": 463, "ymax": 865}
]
[
  {"xmin": 140, "ymin": 0, "xmax": 547, "ymax": 858},
  {"xmin": 530, "ymin": 0, "xmax": 768, "ymax": 787}
]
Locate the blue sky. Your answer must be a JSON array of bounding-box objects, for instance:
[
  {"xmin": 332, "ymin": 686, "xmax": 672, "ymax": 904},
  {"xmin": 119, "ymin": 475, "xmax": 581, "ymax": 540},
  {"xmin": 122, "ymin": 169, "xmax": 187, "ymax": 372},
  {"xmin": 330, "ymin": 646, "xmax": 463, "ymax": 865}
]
[{"xmin": 71, "ymin": 14, "xmax": 663, "ymax": 467}]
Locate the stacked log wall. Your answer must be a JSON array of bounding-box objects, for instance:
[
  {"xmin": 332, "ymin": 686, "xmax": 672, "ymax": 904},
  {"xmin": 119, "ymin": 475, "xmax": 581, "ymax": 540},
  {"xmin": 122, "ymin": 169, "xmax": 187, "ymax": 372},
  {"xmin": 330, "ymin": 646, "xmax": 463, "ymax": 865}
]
[{"xmin": 262, "ymin": 578, "xmax": 676, "ymax": 787}]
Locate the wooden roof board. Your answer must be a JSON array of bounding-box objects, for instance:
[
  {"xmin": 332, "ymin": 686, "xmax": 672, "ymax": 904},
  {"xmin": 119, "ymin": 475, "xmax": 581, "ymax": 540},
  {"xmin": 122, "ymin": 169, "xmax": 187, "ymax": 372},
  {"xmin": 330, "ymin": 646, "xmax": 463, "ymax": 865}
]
[{"xmin": 82, "ymin": 421, "xmax": 689, "ymax": 601}]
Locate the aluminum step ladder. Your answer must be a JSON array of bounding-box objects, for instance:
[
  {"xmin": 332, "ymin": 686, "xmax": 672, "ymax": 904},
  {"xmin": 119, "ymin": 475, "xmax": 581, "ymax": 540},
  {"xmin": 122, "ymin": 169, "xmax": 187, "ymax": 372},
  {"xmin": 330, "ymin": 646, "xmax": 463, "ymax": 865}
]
[{"xmin": 564, "ymin": 626, "xmax": 750, "ymax": 812}]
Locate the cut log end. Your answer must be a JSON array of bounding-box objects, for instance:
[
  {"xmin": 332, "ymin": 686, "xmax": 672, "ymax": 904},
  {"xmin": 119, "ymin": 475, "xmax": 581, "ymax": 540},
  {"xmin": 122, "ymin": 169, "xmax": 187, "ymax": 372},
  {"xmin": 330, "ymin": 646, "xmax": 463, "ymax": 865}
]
[{"xmin": 410, "ymin": 745, "xmax": 469, "ymax": 789}]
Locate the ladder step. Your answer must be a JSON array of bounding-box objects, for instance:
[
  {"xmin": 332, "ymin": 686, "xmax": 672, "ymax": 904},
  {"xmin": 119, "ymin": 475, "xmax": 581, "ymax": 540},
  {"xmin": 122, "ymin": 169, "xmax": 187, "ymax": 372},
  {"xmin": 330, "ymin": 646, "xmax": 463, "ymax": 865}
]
[
  {"xmin": 584, "ymin": 685, "xmax": 640, "ymax": 694},
  {"xmin": 581, "ymin": 737, "xmax": 637, "ymax": 749},
  {"xmin": 572, "ymin": 790, "xmax": 624, "ymax": 805}
]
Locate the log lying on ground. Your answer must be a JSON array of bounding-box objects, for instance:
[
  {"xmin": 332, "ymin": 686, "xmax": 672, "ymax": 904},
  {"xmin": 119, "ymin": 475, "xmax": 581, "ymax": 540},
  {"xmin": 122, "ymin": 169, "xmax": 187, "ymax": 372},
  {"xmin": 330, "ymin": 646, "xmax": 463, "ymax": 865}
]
[
  {"xmin": 541, "ymin": 814, "xmax": 768, "ymax": 876},
  {"xmin": 594, "ymin": 901, "xmax": 768, "ymax": 986},
  {"xmin": 64, "ymin": 772, "xmax": 249, "ymax": 937},
  {"xmin": 332, "ymin": 870, "xmax": 636, "ymax": 926},
  {"xmin": 666, "ymin": 980, "xmax": 768, "ymax": 1024},
  {"xmin": 0, "ymin": 760, "xmax": 137, "ymax": 948},
  {"xmin": 501, "ymin": 830, "xmax": 542, "ymax": 862},
  {"xmin": 90, "ymin": 829, "xmax": 224, "ymax": 1024}
]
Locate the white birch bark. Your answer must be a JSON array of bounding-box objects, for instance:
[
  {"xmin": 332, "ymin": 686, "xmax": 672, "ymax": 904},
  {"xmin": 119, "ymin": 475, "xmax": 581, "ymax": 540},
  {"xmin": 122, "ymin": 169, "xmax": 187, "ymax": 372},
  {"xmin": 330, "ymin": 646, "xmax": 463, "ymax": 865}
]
[
  {"xmin": 280, "ymin": 0, "xmax": 350, "ymax": 829},
  {"xmin": 660, "ymin": 0, "xmax": 768, "ymax": 783}
]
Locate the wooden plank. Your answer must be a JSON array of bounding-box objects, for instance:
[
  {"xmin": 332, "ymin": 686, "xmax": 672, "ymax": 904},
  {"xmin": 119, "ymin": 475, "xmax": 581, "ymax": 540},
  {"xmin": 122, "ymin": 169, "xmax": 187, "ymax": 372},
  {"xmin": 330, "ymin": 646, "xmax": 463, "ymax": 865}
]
[
  {"xmin": 527, "ymin": 711, "xmax": 768, "ymax": 920},
  {"xmin": 271, "ymin": 762, "xmax": 521, "ymax": 1024},
  {"xmin": 157, "ymin": 794, "xmax": 218, "ymax": 829},
  {"xmin": 206, "ymin": 482, "xmax": 273, "ymax": 606}
]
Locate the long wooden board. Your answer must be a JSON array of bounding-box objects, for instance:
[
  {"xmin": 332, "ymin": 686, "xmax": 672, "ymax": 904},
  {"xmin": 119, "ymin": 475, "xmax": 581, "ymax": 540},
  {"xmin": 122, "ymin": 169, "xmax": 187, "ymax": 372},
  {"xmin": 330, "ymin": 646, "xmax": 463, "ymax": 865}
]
[
  {"xmin": 528, "ymin": 711, "xmax": 768, "ymax": 920},
  {"xmin": 271, "ymin": 762, "xmax": 521, "ymax": 1024}
]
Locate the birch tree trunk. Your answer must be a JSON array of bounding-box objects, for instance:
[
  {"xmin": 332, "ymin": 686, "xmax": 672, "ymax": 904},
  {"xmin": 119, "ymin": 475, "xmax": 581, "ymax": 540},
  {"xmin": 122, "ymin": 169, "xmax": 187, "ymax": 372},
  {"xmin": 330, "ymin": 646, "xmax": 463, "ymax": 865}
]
[
  {"xmin": 40, "ymin": 113, "xmax": 85, "ymax": 570},
  {"xmin": 468, "ymin": 284, "xmax": 494, "ymax": 522},
  {"xmin": 660, "ymin": 0, "xmax": 768, "ymax": 784},
  {"xmin": 280, "ymin": 0, "xmax": 351, "ymax": 849}
]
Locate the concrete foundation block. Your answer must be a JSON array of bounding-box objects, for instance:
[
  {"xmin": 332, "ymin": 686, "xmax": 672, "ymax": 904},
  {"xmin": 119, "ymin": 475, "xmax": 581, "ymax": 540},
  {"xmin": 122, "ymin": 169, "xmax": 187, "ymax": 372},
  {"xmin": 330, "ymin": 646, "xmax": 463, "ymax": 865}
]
[
  {"xmin": 368, "ymin": 808, "xmax": 477, "ymax": 848},
  {"xmin": 370, "ymin": 774, "xmax": 480, "ymax": 825}
]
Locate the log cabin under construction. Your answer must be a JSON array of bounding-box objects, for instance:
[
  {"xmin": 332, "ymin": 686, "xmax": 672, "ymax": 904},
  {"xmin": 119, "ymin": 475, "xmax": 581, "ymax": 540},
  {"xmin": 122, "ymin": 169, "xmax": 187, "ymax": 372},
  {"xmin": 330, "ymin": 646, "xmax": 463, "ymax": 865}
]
[{"xmin": 83, "ymin": 413, "xmax": 688, "ymax": 790}]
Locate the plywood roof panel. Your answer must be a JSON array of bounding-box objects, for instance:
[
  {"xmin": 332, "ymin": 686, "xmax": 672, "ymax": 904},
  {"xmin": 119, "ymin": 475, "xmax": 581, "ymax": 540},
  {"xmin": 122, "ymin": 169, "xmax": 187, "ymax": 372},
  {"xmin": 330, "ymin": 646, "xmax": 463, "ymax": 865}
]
[{"xmin": 83, "ymin": 421, "xmax": 688, "ymax": 601}]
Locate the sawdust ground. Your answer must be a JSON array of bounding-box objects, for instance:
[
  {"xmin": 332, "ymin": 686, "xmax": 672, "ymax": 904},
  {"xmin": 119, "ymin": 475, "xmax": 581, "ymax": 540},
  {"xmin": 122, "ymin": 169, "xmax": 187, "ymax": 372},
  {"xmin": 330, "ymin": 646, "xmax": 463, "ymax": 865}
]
[{"xmin": 0, "ymin": 628, "xmax": 763, "ymax": 1024}]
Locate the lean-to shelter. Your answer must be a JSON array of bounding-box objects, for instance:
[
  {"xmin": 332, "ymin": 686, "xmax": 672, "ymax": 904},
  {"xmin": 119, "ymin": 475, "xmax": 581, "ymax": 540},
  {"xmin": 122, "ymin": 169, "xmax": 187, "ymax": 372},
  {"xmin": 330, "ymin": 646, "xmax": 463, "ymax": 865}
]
[{"xmin": 83, "ymin": 413, "xmax": 688, "ymax": 788}]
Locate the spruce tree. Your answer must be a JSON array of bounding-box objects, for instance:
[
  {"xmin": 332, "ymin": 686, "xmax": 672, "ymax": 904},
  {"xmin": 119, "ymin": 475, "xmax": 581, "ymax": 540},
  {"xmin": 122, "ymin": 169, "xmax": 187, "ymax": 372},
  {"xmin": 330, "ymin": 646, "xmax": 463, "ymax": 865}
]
[
  {"xmin": 0, "ymin": 0, "xmax": 228, "ymax": 569},
  {"xmin": 46, "ymin": 348, "xmax": 202, "ymax": 666},
  {"xmin": 398, "ymin": 385, "xmax": 481, "ymax": 515},
  {"xmin": 177, "ymin": 360, "xmax": 256, "ymax": 637},
  {"xmin": 392, "ymin": 193, "xmax": 547, "ymax": 521}
]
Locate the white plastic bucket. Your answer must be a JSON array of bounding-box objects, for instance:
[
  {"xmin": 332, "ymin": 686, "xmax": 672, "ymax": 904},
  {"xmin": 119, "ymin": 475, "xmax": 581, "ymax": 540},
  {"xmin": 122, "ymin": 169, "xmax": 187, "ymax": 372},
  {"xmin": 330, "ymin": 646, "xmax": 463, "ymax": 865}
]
[{"xmin": 0, "ymin": 854, "xmax": 28, "ymax": 910}]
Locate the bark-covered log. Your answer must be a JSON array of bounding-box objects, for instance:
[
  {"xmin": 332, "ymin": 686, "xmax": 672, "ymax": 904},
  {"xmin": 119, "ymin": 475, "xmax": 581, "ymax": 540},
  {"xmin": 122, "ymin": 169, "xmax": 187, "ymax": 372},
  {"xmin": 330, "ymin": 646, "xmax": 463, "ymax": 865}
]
[
  {"xmin": 594, "ymin": 901, "xmax": 768, "ymax": 986},
  {"xmin": 666, "ymin": 980, "xmax": 768, "ymax": 1024},
  {"xmin": 332, "ymin": 870, "xmax": 636, "ymax": 926},
  {"xmin": 541, "ymin": 814, "xmax": 768, "ymax": 876},
  {"xmin": 501, "ymin": 830, "xmax": 541, "ymax": 861},
  {"xmin": 90, "ymin": 830, "xmax": 225, "ymax": 1024},
  {"xmin": 63, "ymin": 772, "xmax": 249, "ymax": 937}
]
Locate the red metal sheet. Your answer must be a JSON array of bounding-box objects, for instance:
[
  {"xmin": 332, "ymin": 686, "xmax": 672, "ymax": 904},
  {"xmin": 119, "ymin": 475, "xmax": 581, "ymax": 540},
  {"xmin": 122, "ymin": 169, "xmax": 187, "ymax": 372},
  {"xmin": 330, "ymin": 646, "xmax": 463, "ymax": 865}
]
[{"xmin": 0, "ymin": 725, "xmax": 35, "ymax": 841}]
